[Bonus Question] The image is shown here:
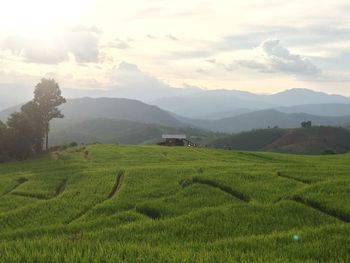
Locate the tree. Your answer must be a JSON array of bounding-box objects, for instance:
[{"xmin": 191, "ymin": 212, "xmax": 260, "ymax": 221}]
[
  {"xmin": 5, "ymin": 112, "xmax": 34, "ymax": 159},
  {"xmin": 0, "ymin": 121, "xmax": 5, "ymax": 140},
  {"xmin": 0, "ymin": 121, "xmax": 6, "ymax": 159},
  {"xmin": 33, "ymin": 79, "xmax": 66, "ymax": 151},
  {"xmin": 301, "ymin": 121, "xmax": 312, "ymax": 128},
  {"xmin": 21, "ymin": 101, "xmax": 45, "ymax": 153}
]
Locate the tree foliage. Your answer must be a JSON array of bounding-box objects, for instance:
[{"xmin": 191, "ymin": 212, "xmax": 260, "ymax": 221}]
[
  {"xmin": 21, "ymin": 101, "xmax": 45, "ymax": 153},
  {"xmin": 0, "ymin": 78, "xmax": 65, "ymax": 161},
  {"xmin": 5, "ymin": 111, "xmax": 34, "ymax": 159},
  {"xmin": 301, "ymin": 121, "xmax": 312, "ymax": 128},
  {"xmin": 34, "ymin": 78, "xmax": 66, "ymax": 151},
  {"xmin": 0, "ymin": 121, "xmax": 6, "ymax": 160}
]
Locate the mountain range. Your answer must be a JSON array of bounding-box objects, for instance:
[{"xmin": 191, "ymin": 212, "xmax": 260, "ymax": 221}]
[
  {"xmin": 151, "ymin": 88, "xmax": 350, "ymax": 118},
  {"xmin": 1, "ymin": 88, "xmax": 350, "ymax": 147},
  {"xmin": 0, "ymin": 97, "xmax": 217, "ymax": 146},
  {"xmin": 183, "ymin": 109, "xmax": 350, "ymax": 133},
  {"xmin": 0, "ymin": 97, "xmax": 183, "ymax": 127}
]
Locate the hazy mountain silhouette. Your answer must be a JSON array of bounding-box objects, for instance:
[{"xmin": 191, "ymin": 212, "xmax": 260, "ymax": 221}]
[
  {"xmin": 2, "ymin": 94, "xmax": 350, "ymax": 142},
  {"xmin": 277, "ymin": 103, "xmax": 350, "ymax": 117},
  {"xmin": 152, "ymin": 88, "xmax": 350, "ymax": 118},
  {"xmin": 183, "ymin": 109, "xmax": 350, "ymax": 133},
  {"xmin": 0, "ymin": 84, "xmax": 34, "ymax": 111},
  {"xmin": 1, "ymin": 97, "xmax": 210, "ymax": 146},
  {"xmin": 0, "ymin": 97, "xmax": 183, "ymax": 127}
]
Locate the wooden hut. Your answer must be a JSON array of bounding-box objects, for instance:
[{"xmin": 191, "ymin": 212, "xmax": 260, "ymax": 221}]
[{"xmin": 158, "ymin": 134, "xmax": 197, "ymax": 147}]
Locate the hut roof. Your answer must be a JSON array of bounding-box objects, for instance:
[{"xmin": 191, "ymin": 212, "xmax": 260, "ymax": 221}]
[{"xmin": 162, "ymin": 134, "xmax": 186, "ymax": 139}]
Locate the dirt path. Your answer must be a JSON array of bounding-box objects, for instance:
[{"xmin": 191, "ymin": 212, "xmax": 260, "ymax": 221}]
[
  {"xmin": 11, "ymin": 178, "xmax": 68, "ymax": 200},
  {"xmin": 183, "ymin": 177, "xmax": 250, "ymax": 202},
  {"xmin": 0, "ymin": 178, "xmax": 28, "ymax": 198},
  {"xmin": 66, "ymin": 170, "xmax": 125, "ymax": 225},
  {"xmin": 277, "ymin": 172, "xmax": 312, "ymax": 184},
  {"xmin": 290, "ymin": 196, "xmax": 349, "ymax": 223}
]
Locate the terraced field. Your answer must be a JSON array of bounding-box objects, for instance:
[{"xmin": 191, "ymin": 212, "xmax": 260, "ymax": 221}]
[{"xmin": 0, "ymin": 145, "xmax": 349, "ymax": 262}]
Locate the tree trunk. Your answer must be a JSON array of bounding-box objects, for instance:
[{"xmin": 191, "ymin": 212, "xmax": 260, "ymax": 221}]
[{"xmin": 45, "ymin": 129, "xmax": 49, "ymax": 152}]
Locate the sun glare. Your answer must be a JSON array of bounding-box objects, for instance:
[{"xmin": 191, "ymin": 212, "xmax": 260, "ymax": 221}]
[{"xmin": 0, "ymin": 0, "xmax": 93, "ymax": 29}]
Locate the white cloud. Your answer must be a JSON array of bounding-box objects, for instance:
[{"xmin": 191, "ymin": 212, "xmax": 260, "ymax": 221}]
[
  {"xmin": 108, "ymin": 39, "xmax": 131, "ymax": 50},
  {"xmin": 107, "ymin": 61, "xmax": 165, "ymax": 88},
  {"xmin": 1, "ymin": 26, "xmax": 101, "ymax": 64},
  {"xmin": 147, "ymin": 34, "xmax": 157, "ymax": 39},
  {"xmin": 166, "ymin": 34, "xmax": 178, "ymax": 41},
  {"xmin": 235, "ymin": 39, "xmax": 321, "ymax": 76}
]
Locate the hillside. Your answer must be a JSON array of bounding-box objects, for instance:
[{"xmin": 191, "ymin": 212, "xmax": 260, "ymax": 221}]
[
  {"xmin": 209, "ymin": 126, "xmax": 350, "ymax": 154},
  {"xmin": 209, "ymin": 128, "xmax": 287, "ymax": 151},
  {"xmin": 3, "ymin": 96, "xmax": 350, "ymax": 146},
  {"xmin": 0, "ymin": 97, "xmax": 183, "ymax": 127},
  {"xmin": 264, "ymin": 126, "xmax": 350, "ymax": 154},
  {"xmin": 277, "ymin": 103, "xmax": 350, "ymax": 117},
  {"xmin": 49, "ymin": 118, "xmax": 217, "ymax": 146},
  {"xmin": 0, "ymin": 145, "xmax": 349, "ymax": 262},
  {"xmin": 188, "ymin": 109, "xmax": 350, "ymax": 133},
  {"xmin": 1, "ymin": 98, "xmax": 212, "ymax": 146}
]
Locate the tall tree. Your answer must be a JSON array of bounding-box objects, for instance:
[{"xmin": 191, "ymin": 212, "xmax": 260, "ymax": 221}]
[
  {"xmin": 21, "ymin": 101, "xmax": 45, "ymax": 153},
  {"xmin": 6, "ymin": 112, "xmax": 34, "ymax": 159},
  {"xmin": 33, "ymin": 79, "xmax": 66, "ymax": 151},
  {"xmin": 0, "ymin": 121, "xmax": 5, "ymax": 139},
  {"xmin": 0, "ymin": 121, "xmax": 6, "ymax": 159}
]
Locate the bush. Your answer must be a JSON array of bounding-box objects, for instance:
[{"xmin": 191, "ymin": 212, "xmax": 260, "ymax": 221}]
[
  {"xmin": 49, "ymin": 146, "xmax": 61, "ymax": 152},
  {"xmin": 0, "ymin": 155, "xmax": 12, "ymax": 163},
  {"xmin": 60, "ymin": 144, "xmax": 69, "ymax": 151},
  {"xmin": 323, "ymin": 149, "xmax": 336, "ymax": 155},
  {"xmin": 69, "ymin": 142, "xmax": 78, "ymax": 147}
]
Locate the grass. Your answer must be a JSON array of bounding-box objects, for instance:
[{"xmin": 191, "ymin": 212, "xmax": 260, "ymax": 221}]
[
  {"xmin": 0, "ymin": 144, "xmax": 349, "ymax": 262},
  {"xmin": 209, "ymin": 126, "xmax": 350, "ymax": 154}
]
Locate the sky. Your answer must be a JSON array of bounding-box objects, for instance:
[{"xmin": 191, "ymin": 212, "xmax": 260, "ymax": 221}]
[{"xmin": 0, "ymin": 0, "xmax": 350, "ymax": 96}]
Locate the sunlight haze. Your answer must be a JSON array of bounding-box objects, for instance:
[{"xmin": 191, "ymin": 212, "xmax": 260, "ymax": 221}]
[{"xmin": 0, "ymin": 0, "xmax": 349, "ymax": 95}]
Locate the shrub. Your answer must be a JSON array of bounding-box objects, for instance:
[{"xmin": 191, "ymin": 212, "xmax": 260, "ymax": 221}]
[
  {"xmin": 323, "ymin": 149, "xmax": 336, "ymax": 155},
  {"xmin": 69, "ymin": 142, "xmax": 78, "ymax": 147}
]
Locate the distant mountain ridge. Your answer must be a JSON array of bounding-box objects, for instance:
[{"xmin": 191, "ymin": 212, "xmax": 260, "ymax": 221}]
[
  {"xmin": 182, "ymin": 109, "xmax": 350, "ymax": 133},
  {"xmin": 0, "ymin": 97, "xmax": 219, "ymax": 146},
  {"xmin": 2, "ymin": 96, "xmax": 350, "ymax": 136},
  {"xmin": 0, "ymin": 97, "xmax": 183, "ymax": 128},
  {"xmin": 277, "ymin": 103, "xmax": 350, "ymax": 117},
  {"xmin": 58, "ymin": 97, "xmax": 183, "ymax": 127},
  {"xmin": 152, "ymin": 88, "xmax": 350, "ymax": 118}
]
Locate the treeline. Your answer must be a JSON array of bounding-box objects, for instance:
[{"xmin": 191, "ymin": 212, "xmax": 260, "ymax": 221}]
[{"xmin": 0, "ymin": 79, "xmax": 66, "ymax": 161}]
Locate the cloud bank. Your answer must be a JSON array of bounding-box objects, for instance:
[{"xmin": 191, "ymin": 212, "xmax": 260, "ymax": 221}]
[
  {"xmin": 236, "ymin": 39, "xmax": 321, "ymax": 76},
  {"xmin": 1, "ymin": 26, "xmax": 101, "ymax": 64}
]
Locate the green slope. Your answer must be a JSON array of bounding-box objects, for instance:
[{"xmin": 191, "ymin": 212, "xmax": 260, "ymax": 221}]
[
  {"xmin": 209, "ymin": 128, "xmax": 287, "ymax": 151},
  {"xmin": 265, "ymin": 126, "xmax": 350, "ymax": 154},
  {"xmin": 209, "ymin": 126, "xmax": 350, "ymax": 154},
  {"xmin": 0, "ymin": 145, "xmax": 349, "ymax": 262},
  {"xmin": 49, "ymin": 118, "xmax": 218, "ymax": 146}
]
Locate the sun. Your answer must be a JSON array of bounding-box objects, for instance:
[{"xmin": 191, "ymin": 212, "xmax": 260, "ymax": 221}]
[{"xmin": 0, "ymin": 0, "xmax": 93, "ymax": 29}]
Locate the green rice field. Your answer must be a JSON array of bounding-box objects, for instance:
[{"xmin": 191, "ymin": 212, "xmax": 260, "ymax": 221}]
[{"xmin": 0, "ymin": 145, "xmax": 349, "ymax": 262}]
